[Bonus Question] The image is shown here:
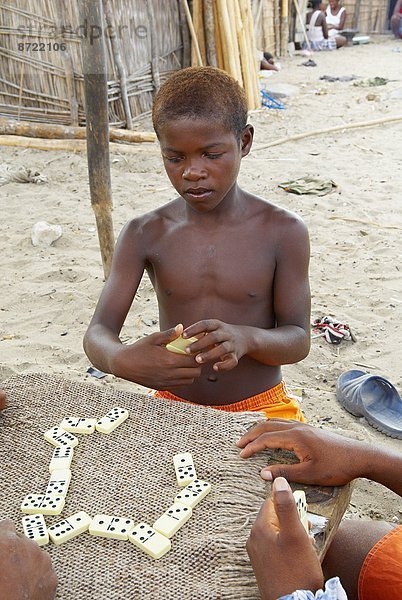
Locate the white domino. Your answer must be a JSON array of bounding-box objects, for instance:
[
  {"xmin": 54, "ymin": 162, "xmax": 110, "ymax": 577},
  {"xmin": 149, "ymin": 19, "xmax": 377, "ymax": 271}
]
[
  {"xmin": 21, "ymin": 494, "xmax": 65, "ymax": 516},
  {"xmin": 173, "ymin": 452, "xmax": 197, "ymax": 487},
  {"xmin": 44, "ymin": 426, "xmax": 78, "ymax": 448},
  {"xmin": 48, "ymin": 511, "xmax": 92, "ymax": 545},
  {"xmin": 95, "ymin": 407, "xmax": 129, "ymax": 434},
  {"xmin": 89, "ymin": 514, "xmax": 135, "ymax": 541},
  {"xmin": 128, "ymin": 523, "xmax": 171, "ymax": 559},
  {"xmin": 49, "ymin": 446, "xmax": 74, "ymax": 473},
  {"xmin": 22, "ymin": 514, "xmax": 49, "ymax": 546},
  {"xmin": 293, "ymin": 490, "xmax": 309, "ymax": 533},
  {"xmin": 60, "ymin": 417, "xmax": 97, "ymax": 434},
  {"xmin": 46, "ymin": 469, "xmax": 71, "ymax": 496},
  {"xmin": 175, "ymin": 480, "xmax": 211, "ymax": 509},
  {"xmin": 153, "ymin": 502, "xmax": 192, "ymax": 538}
]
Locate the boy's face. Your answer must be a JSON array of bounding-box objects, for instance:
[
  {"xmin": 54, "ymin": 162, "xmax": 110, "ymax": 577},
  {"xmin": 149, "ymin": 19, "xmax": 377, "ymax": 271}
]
[{"xmin": 158, "ymin": 117, "xmax": 253, "ymax": 213}]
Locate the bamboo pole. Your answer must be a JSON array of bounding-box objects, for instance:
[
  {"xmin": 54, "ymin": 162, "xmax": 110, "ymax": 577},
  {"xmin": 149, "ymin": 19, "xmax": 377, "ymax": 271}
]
[
  {"xmin": 274, "ymin": 0, "xmax": 281, "ymax": 56},
  {"xmin": 103, "ymin": 0, "xmax": 133, "ymax": 128},
  {"xmin": 252, "ymin": 114, "xmax": 402, "ymax": 152},
  {"xmin": 280, "ymin": 0, "xmax": 289, "ymax": 56},
  {"xmin": 234, "ymin": 0, "xmax": 254, "ymax": 107},
  {"xmin": 191, "ymin": 0, "xmax": 207, "ymax": 66},
  {"xmin": 203, "ymin": 0, "xmax": 218, "ymax": 66},
  {"xmin": 212, "ymin": 0, "xmax": 225, "ymax": 69},
  {"xmin": 79, "ymin": 0, "xmax": 114, "ymax": 280},
  {"xmin": 0, "ymin": 135, "xmax": 158, "ymax": 154},
  {"xmin": 239, "ymin": 0, "xmax": 261, "ymax": 108},
  {"xmin": 227, "ymin": 0, "xmax": 244, "ymax": 85},
  {"xmin": 217, "ymin": 0, "xmax": 240, "ymax": 79},
  {"xmin": 0, "ymin": 118, "xmax": 156, "ymax": 142},
  {"xmin": 180, "ymin": 0, "xmax": 203, "ymax": 66}
]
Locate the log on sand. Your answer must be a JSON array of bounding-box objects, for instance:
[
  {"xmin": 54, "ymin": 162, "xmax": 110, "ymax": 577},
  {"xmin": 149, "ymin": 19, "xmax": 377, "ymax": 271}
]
[
  {"xmin": 0, "ymin": 118, "xmax": 156, "ymax": 143},
  {"xmin": 0, "ymin": 135, "xmax": 157, "ymax": 155}
]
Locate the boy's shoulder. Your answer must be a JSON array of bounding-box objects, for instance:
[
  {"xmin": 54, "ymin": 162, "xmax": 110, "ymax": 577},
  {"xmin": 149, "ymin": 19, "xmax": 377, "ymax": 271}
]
[
  {"xmin": 246, "ymin": 192, "xmax": 308, "ymax": 232},
  {"xmin": 122, "ymin": 199, "xmax": 182, "ymax": 235}
]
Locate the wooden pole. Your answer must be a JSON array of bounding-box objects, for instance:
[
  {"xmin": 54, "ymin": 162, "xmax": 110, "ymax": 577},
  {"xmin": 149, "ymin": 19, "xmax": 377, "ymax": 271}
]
[
  {"xmin": 203, "ymin": 0, "xmax": 218, "ymax": 66},
  {"xmin": 227, "ymin": 0, "xmax": 244, "ymax": 85},
  {"xmin": 239, "ymin": 0, "xmax": 261, "ymax": 108},
  {"xmin": 103, "ymin": 0, "xmax": 133, "ymax": 128},
  {"xmin": 274, "ymin": 0, "xmax": 281, "ymax": 56},
  {"xmin": 212, "ymin": 0, "xmax": 225, "ymax": 69},
  {"xmin": 178, "ymin": 0, "xmax": 191, "ymax": 67},
  {"xmin": 216, "ymin": 0, "xmax": 238, "ymax": 78},
  {"xmin": 191, "ymin": 0, "xmax": 207, "ymax": 66},
  {"xmin": 0, "ymin": 135, "xmax": 158, "ymax": 154},
  {"xmin": 280, "ymin": 0, "xmax": 289, "ymax": 56},
  {"xmin": 180, "ymin": 0, "xmax": 203, "ymax": 66},
  {"xmin": 79, "ymin": 0, "xmax": 114, "ymax": 279},
  {"xmin": 252, "ymin": 114, "xmax": 402, "ymax": 151},
  {"xmin": 292, "ymin": 0, "xmax": 312, "ymax": 52},
  {"xmin": 234, "ymin": 0, "xmax": 254, "ymax": 107}
]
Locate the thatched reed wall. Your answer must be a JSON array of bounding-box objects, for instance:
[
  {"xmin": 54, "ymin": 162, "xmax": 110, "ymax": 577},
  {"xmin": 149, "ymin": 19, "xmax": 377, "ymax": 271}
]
[
  {"xmin": 0, "ymin": 0, "xmax": 184, "ymax": 127},
  {"xmin": 342, "ymin": 0, "xmax": 390, "ymax": 32}
]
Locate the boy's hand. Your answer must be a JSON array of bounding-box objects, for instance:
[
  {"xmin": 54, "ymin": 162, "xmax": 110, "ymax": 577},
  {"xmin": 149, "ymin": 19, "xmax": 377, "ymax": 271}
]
[
  {"xmin": 237, "ymin": 419, "xmax": 366, "ymax": 486},
  {"xmin": 0, "ymin": 520, "xmax": 57, "ymax": 600},
  {"xmin": 0, "ymin": 389, "xmax": 7, "ymax": 410},
  {"xmin": 246, "ymin": 478, "xmax": 323, "ymax": 600},
  {"xmin": 111, "ymin": 324, "xmax": 202, "ymax": 389},
  {"xmin": 182, "ymin": 320, "xmax": 248, "ymax": 371}
]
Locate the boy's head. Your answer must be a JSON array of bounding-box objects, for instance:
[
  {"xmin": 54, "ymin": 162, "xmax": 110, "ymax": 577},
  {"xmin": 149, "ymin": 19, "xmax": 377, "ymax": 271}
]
[{"xmin": 152, "ymin": 66, "xmax": 248, "ymax": 142}]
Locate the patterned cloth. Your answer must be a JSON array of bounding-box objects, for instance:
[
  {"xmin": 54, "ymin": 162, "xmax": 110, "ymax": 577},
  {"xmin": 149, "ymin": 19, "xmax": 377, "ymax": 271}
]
[
  {"xmin": 279, "ymin": 577, "xmax": 348, "ymax": 599},
  {"xmin": 155, "ymin": 380, "xmax": 305, "ymax": 421}
]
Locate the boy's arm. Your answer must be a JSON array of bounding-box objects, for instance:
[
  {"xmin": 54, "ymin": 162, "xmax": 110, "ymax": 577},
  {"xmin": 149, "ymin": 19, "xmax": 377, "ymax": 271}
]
[
  {"xmin": 182, "ymin": 216, "xmax": 310, "ymax": 371},
  {"xmin": 237, "ymin": 420, "xmax": 402, "ymax": 497},
  {"xmin": 84, "ymin": 220, "xmax": 201, "ymax": 389}
]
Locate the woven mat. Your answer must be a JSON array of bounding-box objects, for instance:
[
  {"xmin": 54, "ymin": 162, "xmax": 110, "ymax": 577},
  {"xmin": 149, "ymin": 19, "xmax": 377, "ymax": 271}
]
[{"xmin": 0, "ymin": 373, "xmax": 277, "ymax": 600}]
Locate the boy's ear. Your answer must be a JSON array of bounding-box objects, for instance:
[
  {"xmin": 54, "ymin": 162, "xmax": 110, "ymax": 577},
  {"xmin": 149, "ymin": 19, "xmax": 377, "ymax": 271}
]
[{"xmin": 240, "ymin": 124, "xmax": 254, "ymax": 157}]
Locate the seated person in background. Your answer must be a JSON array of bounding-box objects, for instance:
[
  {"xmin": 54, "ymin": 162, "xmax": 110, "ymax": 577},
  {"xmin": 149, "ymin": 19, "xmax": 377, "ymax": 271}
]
[
  {"xmin": 259, "ymin": 51, "xmax": 279, "ymax": 72},
  {"xmin": 84, "ymin": 67, "xmax": 310, "ymax": 421},
  {"xmin": 239, "ymin": 420, "xmax": 402, "ymax": 600},
  {"xmin": 0, "ymin": 519, "xmax": 57, "ymax": 600},
  {"xmin": 306, "ymin": 0, "xmax": 338, "ymax": 50},
  {"xmin": 391, "ymin": 0, "xmax": 402, "ymax": 38},
  {"xmin": 326, "ymin": 0, "xmax": 347, "ymax": 47}
]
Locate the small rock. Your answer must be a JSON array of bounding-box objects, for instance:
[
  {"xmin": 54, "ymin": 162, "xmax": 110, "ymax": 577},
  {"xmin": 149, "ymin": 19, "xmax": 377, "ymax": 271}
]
[{"xmin": 31, "ymin": 221, "xmax": 62, "ymax": 247}]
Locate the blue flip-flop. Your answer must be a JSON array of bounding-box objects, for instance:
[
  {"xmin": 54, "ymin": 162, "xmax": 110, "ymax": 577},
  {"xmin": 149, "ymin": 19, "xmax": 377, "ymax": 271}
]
[
  {"xmin": 336, "ymin": 369, "xmax": 371, "ymax": 416},
  {"xmin": 359, "ymin": 376, "xmax": 402, "ymax": 440},
  {"xmin": 336, "ymin": 370, "xmax": 402, "ymax": 439}
]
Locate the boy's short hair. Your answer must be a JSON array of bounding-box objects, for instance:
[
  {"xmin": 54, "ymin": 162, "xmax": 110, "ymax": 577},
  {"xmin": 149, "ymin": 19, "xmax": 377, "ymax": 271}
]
[{"xmin": 152, "ymin": 66, "xmax": 248, "ymax": 140}]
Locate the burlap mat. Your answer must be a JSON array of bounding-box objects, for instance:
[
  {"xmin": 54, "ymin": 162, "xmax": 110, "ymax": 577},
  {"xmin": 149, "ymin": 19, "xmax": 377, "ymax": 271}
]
[{"xmin": 0, "ymin": 373, "xmax": 275, "ymax": 600}]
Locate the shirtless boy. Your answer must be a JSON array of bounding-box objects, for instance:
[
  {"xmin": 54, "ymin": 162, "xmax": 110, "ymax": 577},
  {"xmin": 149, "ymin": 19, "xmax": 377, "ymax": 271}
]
[{"xmin": 84, "ymin": 67, "xmax": 310, "ymax": 420}]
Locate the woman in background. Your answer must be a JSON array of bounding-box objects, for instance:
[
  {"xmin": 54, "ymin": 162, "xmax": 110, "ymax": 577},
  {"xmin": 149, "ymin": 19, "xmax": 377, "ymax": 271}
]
[{"xmin": 326, "ymin": 0, "xmax": 347, "ymax": 47}]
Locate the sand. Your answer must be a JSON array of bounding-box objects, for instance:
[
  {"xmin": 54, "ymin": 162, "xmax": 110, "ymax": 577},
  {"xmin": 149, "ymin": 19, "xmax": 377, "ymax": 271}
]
[{"xmin": 1, "ymin": 36, "xmax": 401, "ymax": 525}]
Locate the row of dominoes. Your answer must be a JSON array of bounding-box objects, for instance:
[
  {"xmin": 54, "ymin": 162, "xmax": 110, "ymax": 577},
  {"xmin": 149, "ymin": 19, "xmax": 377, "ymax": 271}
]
[
  {"xmin": 44, "ymin": 407, "xmax": 130, "ymax": 449},
  {"xmin": 21, "ymin": 452, "xmax": 211, "ymax": 559},
  {"xmin": 20, "ymin": 407, "xmax": 130, "ymax": 518}
]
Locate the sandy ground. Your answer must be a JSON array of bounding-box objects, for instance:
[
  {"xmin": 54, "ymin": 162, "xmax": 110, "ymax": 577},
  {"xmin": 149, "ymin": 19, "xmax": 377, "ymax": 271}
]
[{"xmin": 1, "ymin": 36, "xmax": 401, "ymax": 524}]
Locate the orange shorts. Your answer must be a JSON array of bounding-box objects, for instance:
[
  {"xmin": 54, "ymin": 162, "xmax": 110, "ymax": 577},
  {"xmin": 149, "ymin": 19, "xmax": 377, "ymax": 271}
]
[
  {"xmin": 154, "ymin": 380, "xmax": 305, "ymax": 421},
  {"xmin": 358, "ymin": 526, "xmax": 402, "ymax": 600}
]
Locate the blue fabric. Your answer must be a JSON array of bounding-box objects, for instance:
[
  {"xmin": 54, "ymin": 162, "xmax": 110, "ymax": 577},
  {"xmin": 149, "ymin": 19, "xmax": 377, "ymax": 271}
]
[{"xmin": 278, "ymin": 577, "xmax": 348, "ymax": 600}]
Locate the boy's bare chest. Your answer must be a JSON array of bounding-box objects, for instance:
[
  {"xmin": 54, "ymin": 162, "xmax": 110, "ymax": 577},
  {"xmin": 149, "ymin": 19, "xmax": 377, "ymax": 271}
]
[{"xmin": 147, "ymin": 229, "xmax": 276, "ymax": 301}]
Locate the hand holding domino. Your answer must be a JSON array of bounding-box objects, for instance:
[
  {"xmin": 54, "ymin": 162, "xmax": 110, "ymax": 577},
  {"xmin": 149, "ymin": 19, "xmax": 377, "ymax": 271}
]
[{"xmin": 166, "ymin": 335, "xmax": 199, "ymax": 355}]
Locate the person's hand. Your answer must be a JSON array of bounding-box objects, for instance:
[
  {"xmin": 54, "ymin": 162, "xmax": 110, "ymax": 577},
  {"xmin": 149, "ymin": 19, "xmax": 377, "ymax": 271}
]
[
  {"xmin": 237, "ymin": 419, "xmax": 368, "ymax": 486},
  {"xmin": 0, "ymin": 389, "xmax": 7, "ymax": 410},
  {"xmin": 182, "ymin": 320, "xmax": 248, "ymax": 372},
  {"xmin": 111, "ymin": 324, "xmax": 202, "ymax": 389},
  {"xmin": 247, "ymin": 477, "xmax": 323, "ymax": 600},
  {"xmin": 0, "ymin": 520, "xmax": 57, "ymax": 600}
]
